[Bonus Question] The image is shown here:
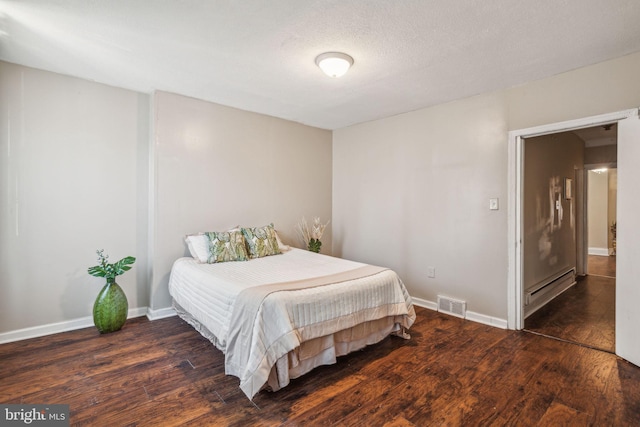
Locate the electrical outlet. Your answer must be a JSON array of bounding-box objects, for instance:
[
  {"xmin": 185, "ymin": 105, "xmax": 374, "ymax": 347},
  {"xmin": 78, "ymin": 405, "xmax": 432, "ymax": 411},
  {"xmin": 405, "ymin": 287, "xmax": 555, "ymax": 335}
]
[{"xmin": 427, "ymin": 267, "xmax": 435, "ymax": 278}]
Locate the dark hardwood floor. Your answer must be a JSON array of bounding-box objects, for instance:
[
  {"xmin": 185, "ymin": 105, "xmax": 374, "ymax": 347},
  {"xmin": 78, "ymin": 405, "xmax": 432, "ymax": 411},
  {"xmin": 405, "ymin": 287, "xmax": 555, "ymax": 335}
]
[
  {"xmin": 2, "ymin": 305, "xmax": 639, "ymax": 426},
  {"xmin": 587, "ymin": 254, "xmax": 616, "ymax": 278},
  {"xmin": 525, "ymin": 255, "xmax": 616, "ymax": 353}
]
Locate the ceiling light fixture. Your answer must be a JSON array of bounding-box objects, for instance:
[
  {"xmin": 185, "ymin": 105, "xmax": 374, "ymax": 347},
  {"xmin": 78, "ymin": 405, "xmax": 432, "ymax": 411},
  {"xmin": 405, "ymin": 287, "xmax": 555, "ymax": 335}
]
[{"xmin": 315, "ymin": 52, "xmax": 354, "ymax": 78}]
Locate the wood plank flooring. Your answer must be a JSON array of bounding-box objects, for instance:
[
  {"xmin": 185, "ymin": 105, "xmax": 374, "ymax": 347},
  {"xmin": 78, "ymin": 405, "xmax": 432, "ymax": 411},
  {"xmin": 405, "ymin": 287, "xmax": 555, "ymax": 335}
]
[
  {"xmin": 2, "ymin": 306, "xmax": 639, "ymax": 426},
  {"xmin": 587, "ymin": 254, "xmax": 616, "ymax": 278},
  {"xmin": 525, "ymin": 255, "xmax": 616, "ymax": 353}
]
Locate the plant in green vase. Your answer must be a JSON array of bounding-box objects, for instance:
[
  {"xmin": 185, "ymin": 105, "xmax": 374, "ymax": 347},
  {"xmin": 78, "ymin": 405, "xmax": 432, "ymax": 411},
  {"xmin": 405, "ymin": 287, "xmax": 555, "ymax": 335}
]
[
  {"xmin": 296, "ymin": 217, "xmax": 329, "ymax": 253},
  {"xmin": 88, "ymin": 249, "xmax": 135, "ymax": 333}
]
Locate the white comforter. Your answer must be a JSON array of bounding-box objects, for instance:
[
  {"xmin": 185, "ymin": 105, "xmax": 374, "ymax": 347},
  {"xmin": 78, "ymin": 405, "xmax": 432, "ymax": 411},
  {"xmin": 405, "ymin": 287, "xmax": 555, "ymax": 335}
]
[{"xmin": 168, "ymin": 248, "xmax": 415, "ymax": 399}]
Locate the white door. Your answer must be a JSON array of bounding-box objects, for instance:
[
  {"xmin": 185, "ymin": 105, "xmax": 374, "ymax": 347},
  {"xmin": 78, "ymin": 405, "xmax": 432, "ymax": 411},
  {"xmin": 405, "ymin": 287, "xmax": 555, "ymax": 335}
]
[{"xmin": 616, "ymin": 111, "xmax": 640, "ymax": 367}]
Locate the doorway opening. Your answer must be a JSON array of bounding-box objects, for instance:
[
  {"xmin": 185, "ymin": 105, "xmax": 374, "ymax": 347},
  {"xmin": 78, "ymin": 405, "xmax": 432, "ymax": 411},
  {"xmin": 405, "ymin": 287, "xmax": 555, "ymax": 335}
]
[
  {"xmin": 521, "ymin": 126, "xmax": 617, "ymax": 353},
  {"xmin": 506, "ymin": 109, "xmax": 636, "ymax": 335}
]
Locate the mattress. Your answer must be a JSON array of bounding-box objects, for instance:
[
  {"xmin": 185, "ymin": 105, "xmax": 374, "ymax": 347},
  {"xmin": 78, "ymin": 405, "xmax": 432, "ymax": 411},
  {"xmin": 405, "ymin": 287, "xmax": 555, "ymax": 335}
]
[{"xmin": 168, "ymin": 248, "xmax": 415, "ymax": 399}]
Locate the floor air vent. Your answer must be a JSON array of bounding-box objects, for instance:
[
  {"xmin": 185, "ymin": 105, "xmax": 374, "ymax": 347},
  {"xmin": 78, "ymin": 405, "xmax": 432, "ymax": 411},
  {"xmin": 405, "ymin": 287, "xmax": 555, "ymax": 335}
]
[{"xmin": 437, "ymin": 295, "xmax": 467, "ymax": 319}]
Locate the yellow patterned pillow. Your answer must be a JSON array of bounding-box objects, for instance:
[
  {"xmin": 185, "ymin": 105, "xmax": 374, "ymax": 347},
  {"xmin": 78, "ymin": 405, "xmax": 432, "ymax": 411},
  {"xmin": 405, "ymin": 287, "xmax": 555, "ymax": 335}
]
[
  {"xmin": 241, "ymin": 224, "xmax": 282, "ymax": 259},
  {"xmin": 205, "ymin": 230, "xmax": 249, "ymax": 263}
]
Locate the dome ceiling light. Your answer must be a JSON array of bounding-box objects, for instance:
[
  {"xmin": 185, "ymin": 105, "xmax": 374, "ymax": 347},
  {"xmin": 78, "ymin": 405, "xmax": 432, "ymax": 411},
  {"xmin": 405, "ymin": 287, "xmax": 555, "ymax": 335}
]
[{"xmin": 315, "ymin": 52, "xmax": 354, "ymax": 78}]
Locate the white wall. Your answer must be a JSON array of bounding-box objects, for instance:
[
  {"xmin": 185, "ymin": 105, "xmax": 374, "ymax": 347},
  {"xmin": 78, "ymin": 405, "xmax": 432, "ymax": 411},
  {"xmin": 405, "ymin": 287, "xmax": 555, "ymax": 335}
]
[
  {"xmin": 0, "ymin": 61, "xmax": 150, "ymax": 335},
  {"xmin": 333, "ymin": 52, "xmax": 640, "ymax": 322},
  {"xmin": 150, "ymin": 91, "xmax": 332, "ymax": 309},
  {"xmin": 3, "ymin": 49, "xmax": 640, "ymax": 337},
  {"xmin": 333, "ymin": 92, "xmax": 509, "ymax": 318},
  {"xmin": 0, "ymin": 63, "xmax": 331, "ymax": 339},
  {"xmin": 588, "ymin": 170, "xmax": 609, "ymax": 253},
  {"xmin": 0, "ymin": 66, "xmax": 331, "ymax": 337}
]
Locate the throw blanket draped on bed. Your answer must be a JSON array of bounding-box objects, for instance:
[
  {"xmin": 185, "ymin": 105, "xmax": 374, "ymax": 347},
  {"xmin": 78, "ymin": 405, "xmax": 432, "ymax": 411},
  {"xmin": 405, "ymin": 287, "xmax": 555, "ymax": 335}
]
[{"xmin": 225, "ymin": 265, "xmax": 395, "ymax": 399}]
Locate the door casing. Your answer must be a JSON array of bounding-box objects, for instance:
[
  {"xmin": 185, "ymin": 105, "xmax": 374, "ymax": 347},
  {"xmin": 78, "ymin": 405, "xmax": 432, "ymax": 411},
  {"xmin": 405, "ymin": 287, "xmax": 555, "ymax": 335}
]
[{"xmin": 507, "ymin": 109, "xmax": 636, "ymax": 331}]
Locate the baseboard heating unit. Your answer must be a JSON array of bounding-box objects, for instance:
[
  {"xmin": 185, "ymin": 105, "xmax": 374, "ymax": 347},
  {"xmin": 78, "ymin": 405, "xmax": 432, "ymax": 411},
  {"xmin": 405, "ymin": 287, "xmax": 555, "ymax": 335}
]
[{"xmin": 524, "ymin": 268, "xmax": 576, "ymax": 318}]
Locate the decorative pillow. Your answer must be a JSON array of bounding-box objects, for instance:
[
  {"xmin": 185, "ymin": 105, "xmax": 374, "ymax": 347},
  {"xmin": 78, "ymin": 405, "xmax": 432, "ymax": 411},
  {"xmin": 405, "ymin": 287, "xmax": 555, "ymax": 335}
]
[
  {"xmin": 205, "ymin": 230, "xmax": 249, "ymax": 263},
  {"xmin": 185, "ymin": 233, "xmax": 209, "ymax": 263},
  {"xmin": 185, "ymin": 225, "xmax": 241, "ymax": 263},
  {"xmin": 241, "ymin": 224, "xmax": 281, "ymax": 258}
]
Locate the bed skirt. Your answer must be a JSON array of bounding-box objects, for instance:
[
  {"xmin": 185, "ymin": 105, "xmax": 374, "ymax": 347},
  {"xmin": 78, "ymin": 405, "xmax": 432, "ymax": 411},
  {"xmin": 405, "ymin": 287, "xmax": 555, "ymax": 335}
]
[{"xmin": 173, "ymin": 300, "xmax": 409, "ymax": 394}]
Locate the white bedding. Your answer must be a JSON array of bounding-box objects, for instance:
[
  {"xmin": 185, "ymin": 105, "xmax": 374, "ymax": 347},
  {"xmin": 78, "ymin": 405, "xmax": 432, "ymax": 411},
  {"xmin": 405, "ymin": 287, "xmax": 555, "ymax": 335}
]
[{"xmin": 168, "ymin": 248, "xmax": 415, "ymax": 399}]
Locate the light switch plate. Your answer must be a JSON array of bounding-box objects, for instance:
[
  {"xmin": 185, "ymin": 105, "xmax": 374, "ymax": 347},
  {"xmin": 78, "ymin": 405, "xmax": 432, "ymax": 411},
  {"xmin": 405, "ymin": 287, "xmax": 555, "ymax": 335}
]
[{"xmin": 489, "ymin": 198, "xmax": 499, "ymax": 210}]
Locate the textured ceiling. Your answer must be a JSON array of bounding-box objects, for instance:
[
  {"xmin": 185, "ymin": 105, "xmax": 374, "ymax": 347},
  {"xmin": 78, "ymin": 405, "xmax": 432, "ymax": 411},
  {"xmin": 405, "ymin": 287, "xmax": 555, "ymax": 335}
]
[{"xmin": 1, "ymin": 1, "xmax": 640, "ymax": 130}]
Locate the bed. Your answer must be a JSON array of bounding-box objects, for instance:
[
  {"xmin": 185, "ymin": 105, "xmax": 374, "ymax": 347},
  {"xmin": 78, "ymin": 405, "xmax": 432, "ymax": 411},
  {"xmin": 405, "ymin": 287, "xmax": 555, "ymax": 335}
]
[{"xmin": 168, "ymin": 245, "xmax": 416, "ymax": 400}]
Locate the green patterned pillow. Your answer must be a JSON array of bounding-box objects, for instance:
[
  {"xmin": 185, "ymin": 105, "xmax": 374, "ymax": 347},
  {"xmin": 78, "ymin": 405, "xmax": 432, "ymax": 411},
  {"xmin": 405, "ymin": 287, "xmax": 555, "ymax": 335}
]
[
  {"xmin": 205, "ymin": 230, "xmax": 249, "ymax": 263},
  {"xmin": 241, "ymin": 224, "xmax": 281, "ymax": 259}
]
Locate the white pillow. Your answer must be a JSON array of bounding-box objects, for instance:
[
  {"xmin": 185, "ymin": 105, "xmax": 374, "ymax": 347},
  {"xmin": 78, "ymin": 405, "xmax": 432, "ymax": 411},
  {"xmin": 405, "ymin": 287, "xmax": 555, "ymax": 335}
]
[
  {"xmin": 185, "ymin": 233, "xmax": 209, "ymax": 263},
  {"xmin": 274, "ymin": 229, "xmax": 291, "ymax": 252},
  {"xmin": 185, "ymin": 225, "xmax": 241, "ymax": 263}
]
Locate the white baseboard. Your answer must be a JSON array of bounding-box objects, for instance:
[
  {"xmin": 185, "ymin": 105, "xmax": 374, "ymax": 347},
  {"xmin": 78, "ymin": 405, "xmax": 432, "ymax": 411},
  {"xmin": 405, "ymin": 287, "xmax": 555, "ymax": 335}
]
[
  {"xmin": 0, "ymin": 307, "xmax": 148, "ymax": 344},
  {"xmin": 588, "ymin": 247, "xmax": 610, "ymax": 256},
  {"xmin": 410, "ymin": 296, "xmax": 438, "ymax": 311},
  {"xmin": 146, "ymin": 306, "xmax": 177, "ymax": 320},
  {"xmin": 1, "ymin": 296, "xmax": 507, "ymax": 344},
  {"xmin": 410, "ymin": 296, "xmax": 508, "ymax": 330},
  {"xmin": 465, "ymin": 310, "xmax": 508, "ymax": 329}
]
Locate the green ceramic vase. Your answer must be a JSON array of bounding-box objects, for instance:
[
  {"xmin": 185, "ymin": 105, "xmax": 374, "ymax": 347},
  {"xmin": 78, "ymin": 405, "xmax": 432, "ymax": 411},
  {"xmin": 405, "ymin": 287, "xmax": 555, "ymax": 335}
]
[{"xmin": 93, "ymin": 278, "xmax": 128, "ymax": 333}]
